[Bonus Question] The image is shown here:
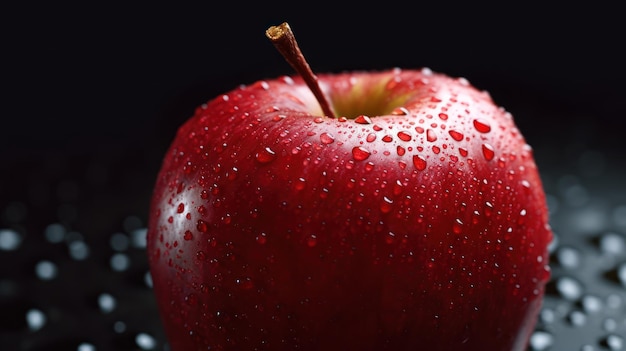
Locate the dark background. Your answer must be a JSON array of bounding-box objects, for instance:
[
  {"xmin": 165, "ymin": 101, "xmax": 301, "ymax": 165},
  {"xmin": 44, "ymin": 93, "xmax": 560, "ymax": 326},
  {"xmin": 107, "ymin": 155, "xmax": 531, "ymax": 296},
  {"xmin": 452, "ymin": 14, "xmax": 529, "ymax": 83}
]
[{"xmin": 2, "ymin": 2, "xmax": 626, "ymax": 350}]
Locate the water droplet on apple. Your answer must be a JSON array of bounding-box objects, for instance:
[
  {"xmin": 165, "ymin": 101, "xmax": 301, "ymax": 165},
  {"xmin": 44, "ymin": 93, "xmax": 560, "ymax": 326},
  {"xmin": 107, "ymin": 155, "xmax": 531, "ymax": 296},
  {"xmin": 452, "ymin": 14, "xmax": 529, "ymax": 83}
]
[
  {"xmin": 366, "ymin": 133, "xmax": 376, "ymax": 142},
  {"xmin": 354, "ymin": 115, "xmax": 372, "ymax": 124},
  {"xmin": 484, "ymin": 201, "xmax": 494, "ymax": 217},
  {"xmin": 255, "ymin": 147, "xmax": 276, "ymax": 163},
  {"xmin": 382, "ymin": 135, "xmax": 393, "ymax": 142},
  {"xmin": 313, "ymin": 116, "xmax": 324, "ymax": 123},
  {"xmin": 256, "ymin": 232, "xmax": 267, "ymax": 244},
  {"xmin": 432, "ymin": 146, "xmax": 440, "ymax": 154},
  {"xmin": 448, "ymin": 130, "xmax": 464, "ymax": 141},
  {"xmin": 385, "ymin": 231, "xmax": 396, "ymax": 244},
  {"xmin": 482, "ymin": 144, "xmax": 495, "ymax": 161},
  {"xmin": 397, "ymin": 131, "xmax": 411, "ymax": 141},
  {"xmin": 380, "ymin": 197, "xmax": 393, "ymax": 213},
  {"xmin": 306, "ymin": 234, "xmax": 317, "ymax": 247},
  {"xmin": 197, "ymin": 220, "xmax": 209, "ymax": 233},
  {"xmin": 426, "ymin": 129, "xmax": 437, "ymax": 142},
  {"xmin": 184, "ymin": 230, "xmax": 193, "ymax": 241},
  {"xmin": 320, "ymin": 132, "xmax": 335, "ymax": 144},
  {"xmin": 364, "ymin": 162, "xmax": 375, "ymax": 172},
  {"xmin": 438, "ymin": 113, "xmax": 448, "ymax": 120},
  {"xmin": 453, "ymin": 219, "xmax": 463, "ymax": 234},
  {"xmin": 257, "ymin": 81, "xmax": 270, "ymax": 90},
  {"xmin": 196, "ymin": 250, "xmax": 206, "ymax": 260},
  {"xmin": 294, "ymin": 178, "xmax": 306, "ymax": 191},
  {"xmin": 352, "ymin": 147, "xmax": 371, "ymax": 161},
  {"xmin": 397, "ymin": 146, "xmax": 406, "ymax": 156},
  {"xmin": 473, "ymin": 119, "xmax": 492, "ymax": 133},
  {"xmin": 459, "ymin": 148, "xmax": 468, "ymax": 157},
  {"xmin": 413, "ymin": 155, "xmax": 427, "ymax": 171},
  {"xmin": 176, "ymin": 203, "xmax": 185, "ymax": 213},
  {"xmin": 391, "ymin": 107, "xmax": 409, "ymax": 115},
  {"xmin": 393, "ymin": 180, "xmax": 403, "ymax": 195},
  {"xmin": 272, "ymin": 114, "xmax": 286, "ymax": 122}
]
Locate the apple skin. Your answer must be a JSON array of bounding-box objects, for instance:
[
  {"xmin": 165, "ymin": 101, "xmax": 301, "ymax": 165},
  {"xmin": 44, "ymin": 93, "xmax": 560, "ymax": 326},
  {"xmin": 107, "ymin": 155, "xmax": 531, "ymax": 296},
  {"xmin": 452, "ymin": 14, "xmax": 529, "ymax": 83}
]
[{"xmin": 147, "ymin": 68, "xmax": 553, "ymax": 351}]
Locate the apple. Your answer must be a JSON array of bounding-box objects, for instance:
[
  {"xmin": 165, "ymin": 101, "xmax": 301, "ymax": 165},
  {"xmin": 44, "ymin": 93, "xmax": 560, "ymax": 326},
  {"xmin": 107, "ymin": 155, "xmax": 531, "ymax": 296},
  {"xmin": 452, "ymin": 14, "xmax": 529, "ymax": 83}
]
[{"xmin": 146, "ymin": 22, "xmax": 553, "ymax": 351}]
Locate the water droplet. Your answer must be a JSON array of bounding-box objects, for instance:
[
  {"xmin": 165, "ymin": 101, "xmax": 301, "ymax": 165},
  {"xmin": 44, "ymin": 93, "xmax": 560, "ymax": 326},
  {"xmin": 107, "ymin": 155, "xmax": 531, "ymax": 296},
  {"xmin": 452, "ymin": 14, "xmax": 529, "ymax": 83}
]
[
  {"xmin": 393, "ymin": 180, "xmax": 403, "ymax": 195},
  {"xmin": 294, "ymin": 178, "xmax": 306, "ymax": 191},
  {"xmin": 78, "ymin": 343, "xmax": 96, "ymax": 351},
  {"xmin": 482, "ymin": 143, "xmax": 495, "ymax": 161},
  {"xmin": 413, "ymin": 155, "xmax": 427, "ymax": 171},
  {"xmin": 45, "ymin": 223, "xmax": 66, "ymax": 243},
  {"xmin": 255, "ymin": 147, "xmax": 276, "ymax": 163},
  {"xmin": 35, "ymin": 260, "xmax": 58, "ymax": 280},
  {"xmin": 0, "ymin": 229, "xmax": 22, "ymax": 251},
  {"xmin": 385, "ymin": 231, "xmax": 396, "ymax": 244},
  {"xmin": 448, "ymin": 130, "xmax": 464, "ymax": 141},
  {"xmin": 473, "ymin": 119, "xmax": 491, "ymax": 133},
  {"xmin": 555, "ymin": 246, "xmax": 581, "ymax": 269},
  {"xmin": 395, "ymin": 146, "xmax": 405, "ymax": 156},
  {"xmin": 256, "ymin": 233, "xmax": 267, "ymax": 244},
  {"xmin": 313, "ymin": 116, "xmax": 324, "ymax": 123},
  {"xmin": 176, "ymin": 203, "xmax": 185, "ymax": 214},
  {"xmin": 459, "ymin": 148, "xmax": 468, "ymax": 157},
  {"xmin": 391, "ymin": 107, "xmax": 409, "ymax": 115},
  {"xmin": 432, "ymin": 146, "xmax": 440, "ymax": 154},
  {"xmin": 426, "ymin": 129, "xmax": 437, "ymax": 142},
  {"xmin": 599, "ymin": 232, "xmax": 625, "ymax": 255},
  {"xmin": 272, "ymin": 114, "xmax": 286, "ymax": 122},
  {"xmin": 382, "ymin": 135, "xmax": 393, "ymax": 142},
  {"xmin": 135, "ymin": 332, "xmax": 157, "ymax": 350},
  {"xmin": 397, "ymin": 131, "xmax": 412, "ymax": 141},
  {"xmin": 306, "ymin": 235, "xmax": 317, "ymax": 247},
  {"xmin": 352, "ymin": 146, "xmax": 371, "ymax": 161},
  {"xmin": 320, "ymin": 132, "xmax": 335, "ymax": 144},
  {"xmin": 366, "ymin": 133, "xmax": 377, "ymax": 142},
  {"xmin": 26, "ymin": 309, "xmax": 46, "ymax": 331},
  {"xmin": 529, "ymin": 330, "xmax": 553, "ymax": 351},
  {"xmin": 438, "ymin": 113, "xmax": 448, "ymax": 120},
  {"xmin": 380, "ymin": 197, "xmax": 393, "ymax": 213},
  {"xmin": 110, "ymin": 253, "xmax": 130, "ymax": 272},
  {"xmin": 69, "ymin": 240, "xmax": 90, "ymax": 260},
  {"xmin": 197, "ymin": 220, "xmax": 209, "ymax": 233},
  {"xmin": 556, "ymin": 276, "xmax": 583, "ymax": 301},
  {"xmin": 184, "ymin": 230, "xmax": 193, "ymax": 241},
  {"xmin": 567, "ymin": 310, "xmax": 586, "ymax": 327},
  {"xmin": 581, "ymin": 294, "xmax": 603, "ymax": 314},
  {"xmin": 98, "ymin": 293, "xmax": 117, "ymax": 313},
  {"xmin": 196, "ymin": 250, "xmax": 206, "ymax": 260},
  {"xmin": 452, "ymin": 219, "xmax": 463, "ymax": 234},
  {"xmin": 354, "ymin": 115, "xmax": 372, "ymax": 124},
  {"xmin": 603, "ymin": 334, "xmax": 624, "ymax": 350}
]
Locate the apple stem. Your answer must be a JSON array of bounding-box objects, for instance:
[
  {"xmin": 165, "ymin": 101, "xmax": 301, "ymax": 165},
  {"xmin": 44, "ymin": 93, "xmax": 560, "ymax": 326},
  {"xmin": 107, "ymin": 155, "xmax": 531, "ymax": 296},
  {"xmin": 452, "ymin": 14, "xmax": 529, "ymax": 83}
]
[{"xmin": 266, "ymin": 22, "xmax": 336, "ymax": 119}]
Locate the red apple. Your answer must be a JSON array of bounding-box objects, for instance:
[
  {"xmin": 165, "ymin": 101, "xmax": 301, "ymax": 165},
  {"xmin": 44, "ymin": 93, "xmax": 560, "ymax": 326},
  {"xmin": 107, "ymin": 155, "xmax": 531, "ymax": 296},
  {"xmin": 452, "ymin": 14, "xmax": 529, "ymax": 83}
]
[{"xmin": 146, "ymin": 23, "xmax": 552, "ymax": 351}]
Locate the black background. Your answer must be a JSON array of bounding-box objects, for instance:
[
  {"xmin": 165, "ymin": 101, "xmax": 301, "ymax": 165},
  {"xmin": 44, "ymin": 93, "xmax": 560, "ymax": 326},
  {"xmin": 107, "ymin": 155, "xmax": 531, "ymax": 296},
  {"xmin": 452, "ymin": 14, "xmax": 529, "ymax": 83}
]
[{"xmin": 2, "ymin": 2, "xmax": 626, "ymax": 350}]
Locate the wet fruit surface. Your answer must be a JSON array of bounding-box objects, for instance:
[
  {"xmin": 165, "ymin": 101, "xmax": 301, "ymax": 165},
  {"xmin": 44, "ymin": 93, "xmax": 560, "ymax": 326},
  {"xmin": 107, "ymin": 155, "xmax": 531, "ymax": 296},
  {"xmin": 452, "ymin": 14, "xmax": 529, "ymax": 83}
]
[{"xmin": 147, "ymin": 69, "xmax": 553, "ymax": 350}]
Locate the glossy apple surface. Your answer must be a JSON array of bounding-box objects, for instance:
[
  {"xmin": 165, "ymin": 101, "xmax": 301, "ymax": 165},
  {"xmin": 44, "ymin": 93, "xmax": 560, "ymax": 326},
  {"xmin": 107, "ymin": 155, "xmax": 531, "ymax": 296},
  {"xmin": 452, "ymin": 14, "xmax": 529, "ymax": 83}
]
[{"xmin": 147, "ymin": 68, "xmax": 552, "ymax": 350}]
